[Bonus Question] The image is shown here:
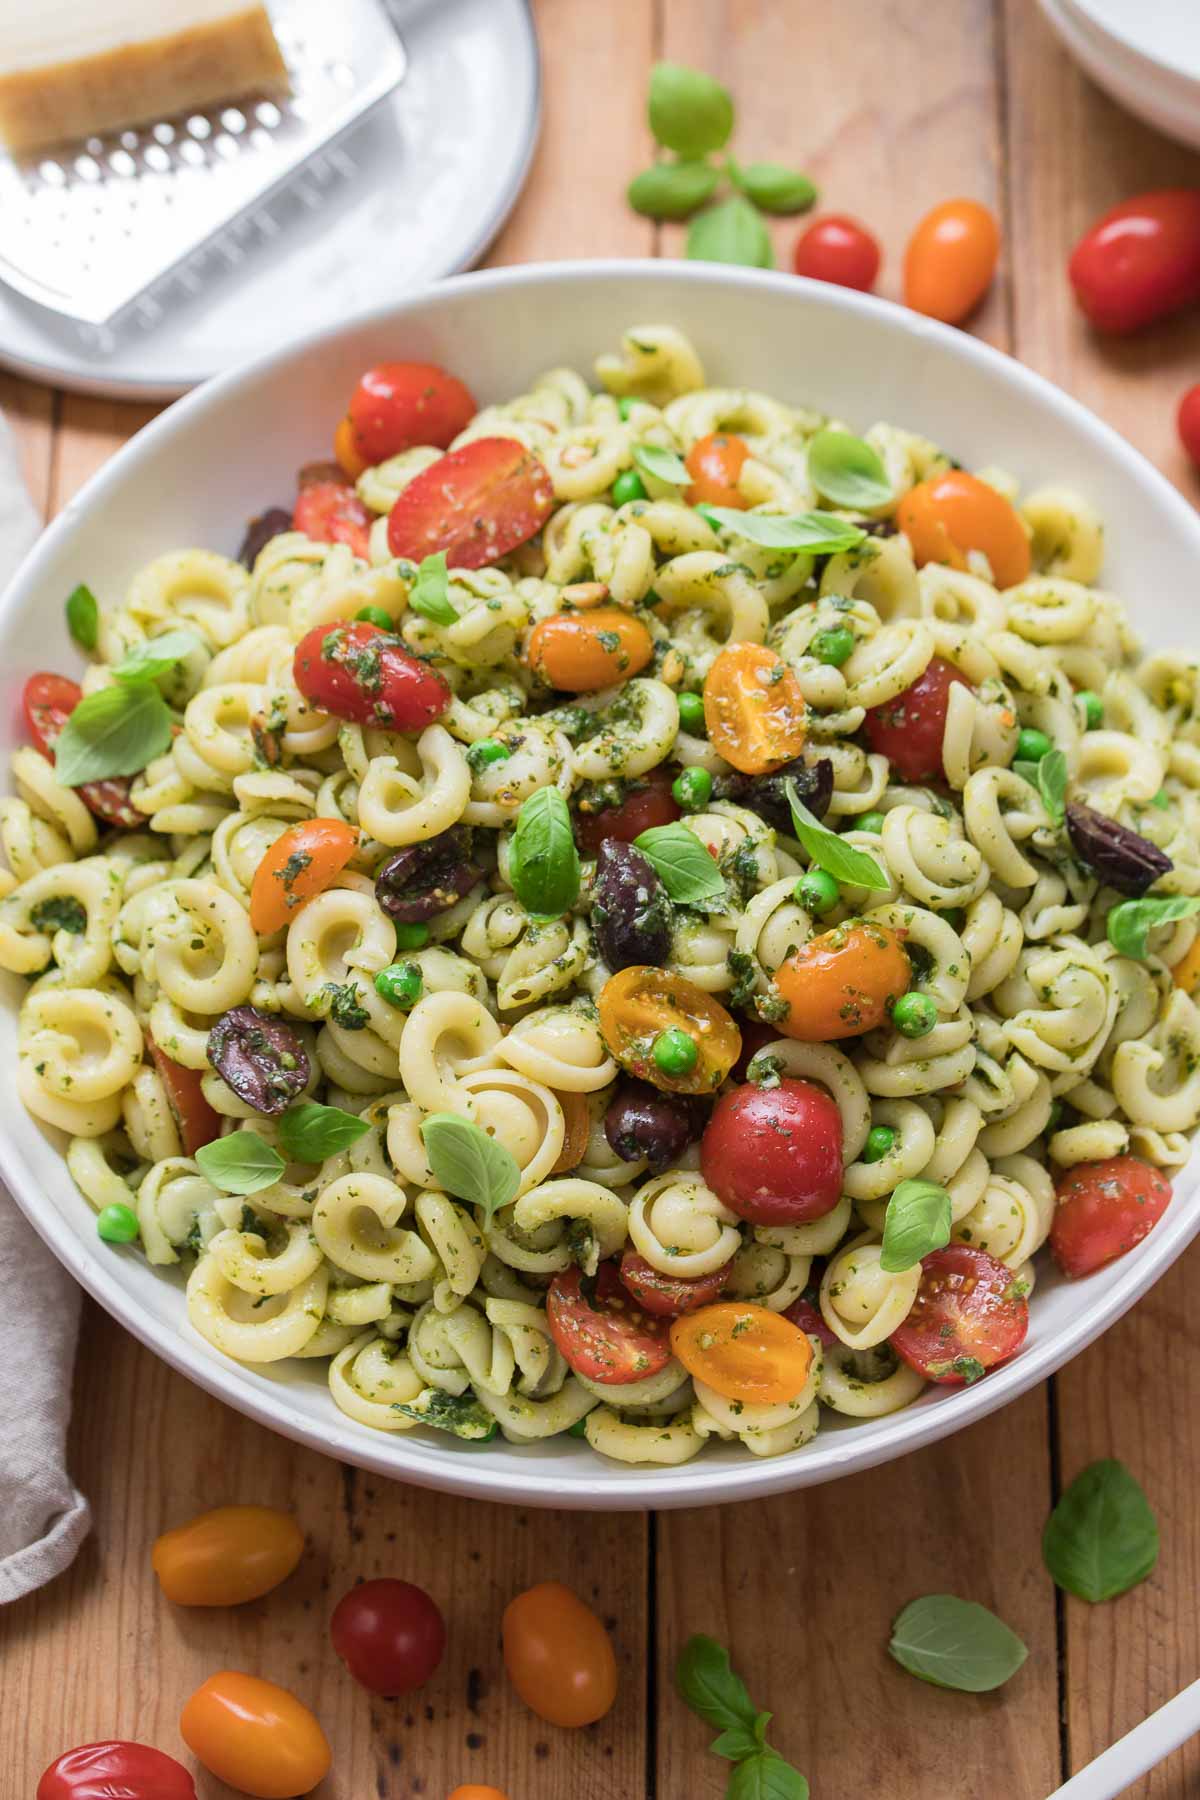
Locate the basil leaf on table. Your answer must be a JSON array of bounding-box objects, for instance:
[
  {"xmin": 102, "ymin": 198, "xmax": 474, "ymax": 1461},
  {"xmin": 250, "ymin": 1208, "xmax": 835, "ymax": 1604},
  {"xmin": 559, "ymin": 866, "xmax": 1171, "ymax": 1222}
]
[
  {"xmin": 807, "ymin": 428, "xmax": 892, "ymax": 510},
  {"xmin": 889, "ymin": 1594, "xmax": 1028, "ymax": 1692},
  {"xmin": 635, "ymin": 822, "xmax": 726, "ymax": 906},
  {"xmin": 628, "ymin": 160, "xmax": 720, "ymax": 219},
  {"xmin": 53, "ymin": 681, "xmax": 173, "ymax": 786},
  {"xmin": 195, "ymin": 1131, "xmax": 286, "ymax": 1197},
  {"xmin": 880, "ymin": 1177, "xmax": 953, "ymax": 1272},
  {"xmin": 675, "ymin": 1635, "xmax": 808, "ymax": 1797},
  {"xmin": 1042, "ymin": 1459, "xmax": 1159, "ymax": 1603},
  {"xmin": 65, "ymin": 583, "xmax": 99, "ymax": 651},
  {"xmin": 699, "ymin": 506, "xmax": 867, "ymax": 555},
  {"xmin": 711, "ymin": 1717, "xmax": 770, "ymax": 1762},
  {"xmin": 785, "ymin": 782, "xmax": 889, "ymax": 889},
  {"xmin": 407, "ymin": 550, "xmax": 459, "ymax": 626},
  {"xmin": 648, "ymin": 62, "xmax": 734, "ymax": 157},
  {"xmin": 421, "ymin": 1113, "xmax": 520, "ymax": 1228},
  {"xmin": 730, "ymin": 159, "xmax": 817, "ymax": 216},
  {"xmin": 508, "ymin": 787, "xmax": 580, "ymax": 917},
  {"xmin": 687, "ymin": 196, "xmax": 775, "ymax": 269},
  {"xmin": 633, "ymin": 442, "xmax": 691, "ymax": 487},
  {"xmin": 728, "ymin": 1753, "xmax": 810, "ymax": 1800},
  {"xmin": 1107, "ymin": 895, "xmax": 1200, "ymax": 961},
  {"xmin": 278, "ymin": 1101, "xmax": 370, "ymax": 1162},
  {"xmin": 111, "ymin": 627, "xmax": 204, "ymax": 682}
]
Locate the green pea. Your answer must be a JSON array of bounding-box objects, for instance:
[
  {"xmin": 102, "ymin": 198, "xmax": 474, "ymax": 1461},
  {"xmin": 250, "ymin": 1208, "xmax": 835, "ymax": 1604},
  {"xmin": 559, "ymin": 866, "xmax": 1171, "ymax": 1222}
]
[
  {"xmin": 795, "ymin": 869, "xmax": 839, "ymax": 916},
  {"xmin": 862, "ymin": 1125, "xmax": 896, "ymax": 1164},
  {"xmin": 375, "ymin": 961, "xmax": 424, "ymax": 1010},
  {"xmin": 810, "ymin": 626, "xmax": 855, "ymax": 667},
  {"xmin": 1078, "ymin": 690, "xmax": 1103, "ymax": 731},
  {"xmin": 891, "ymin": 991, "xmax": 938, "ymax": 1039},
  {"xmin": 652, "ymin": 1027, "xmax": 699, "ymax": 1078},
  {"xmin": 393, "ymin": 921, "xmax": 430, "ymax": 951},
  {"xmin": 355, "ymin": 605, "xmax": 393, "ymax": 630},
  {"xmin": 567, "ymin": 1416, "xmax": 591, "ymax": 1438},
  {"xmin": 466, "ymin": 737, "xmax": 512, "ymax": 773},
  {"xmin": 97, "ymin": 1202, "xmax": 139, "ymax": 1244},
  {"xmin": 858, "ymin": 811, "xmax": 886, "ymax": 835},
  {"xmin": 617, "ymin": 397, "xmax": 636, "ymax": 421},
  {"xmin": 672, "ymin": 766, "xmax": 712, "ymax": 812},
  {"xmin": 612, "ymin": 469, "xmax": 647, "ymax": 507},
  {"xmin": 677, "ymin": 691, "xmax": 706, "ymax": 734},
  {"xmin": 1016, "ymin": 727, "xmax": 1053, "ymax": 763}
]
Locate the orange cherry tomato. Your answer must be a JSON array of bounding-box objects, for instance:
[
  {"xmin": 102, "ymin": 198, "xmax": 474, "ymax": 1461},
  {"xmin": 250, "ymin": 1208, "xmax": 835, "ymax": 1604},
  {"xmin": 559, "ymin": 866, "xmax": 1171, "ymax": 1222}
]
[
  {"xmin": 449, "ymin": 1789, "xmax": 511, "ymax": 1800},
  {"xmin": 773, "ymin": 919, "xmax": 911, "ymax": 1041},
  {"xmin": 685, "ymin": 432, "xmax": 751, "ymax": 508},
  {"xmin": 502, "ymin": 1582, "xmax": 618, "ymax": 1728},
  {"xmin": 598, "ymin": 966, "xmax": 741, "ymax": 1095},
  {"xmin": 550, "ymin": 1089, "xmax": 591, "ymax": 1174},
  {"xmin": 334, "ymin": 413, "xmax": 369, "ymax": 481},
  {"xmin": 903, "ymin": 198, "xmax": 1000, "ymax": 325},
  {"xmin": 152, "ymin": 1505, "xmax": 303, "ymax": 1607},
  {"xmin": 703, "ymin": 642, "xmax": 807, "ymax": 776},
  {"xmin": 896, "ymin": 470, "xmax": 1031, "ymax": 589},
  {"xmin": 527, "ymin": 607, "xmax": 654, "ymax": 692},
  {"xmin": 180, "ymin": 1671, "xmax": 330, "ymax": 1799},
  {"xmin": 249, "ymin": 817, "xmax": 359, "ymax": 935},
  {"xmin": 1173, "ymin": 937, "xmax": 1200, "ymax": 995},
  {"xmin": 670, "ymin": 1302, "xmax": 813, "ymax": 1404}
]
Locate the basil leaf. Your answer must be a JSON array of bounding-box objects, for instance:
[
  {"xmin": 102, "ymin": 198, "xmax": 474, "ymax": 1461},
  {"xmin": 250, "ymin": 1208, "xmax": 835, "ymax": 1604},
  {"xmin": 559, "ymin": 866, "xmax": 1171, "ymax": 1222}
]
[
  {"xmin": 648, "ymin": 62, "xmax": 734, "ymax": 157},
  {"xmin": 65, "ymin": 583, "xmax": 99, "ymax": 651},
  {"xmin": 421, "ymin": 1113, "xmax": 520, "ymax": 1229},
  {"xmin": 889, "ymin": 1594, "xmax": 1028, "ymax": 1693},
  {"xmin": 1107, "ymin": 895, "xmax": 1200, "ymax": 961},
  {"xmin": 111, "ymin": 628, "xmax": 204, "ymax": 682},
  {"xmin": 785, "ymin": 783, "xmax": 889, "ymax": 889},
  {"xmin": 687, "ymin": 196, "xmax": 774, "ymax": 269},
  {"xmin": 277, "ymin": 1101, "xmax": 370, "ymax": 1162},
  {"xmin": 711, "ymin": 1720, "xmax": 768, "ymax": 1762},
  {"xmin": 633, "ymin": 442, "xmax": 690, "ymax": 487},
  {"xmin": 53, "ymin": 682, "xmax": 173, "ymax": 786},
  {"xmin": 698, "ymin": 506, "xmax": 867, "ymax": 554},
  {"xmin": 1012, "ymin": 760, "xmax": 1042, "ymax": 792},
  {"xmin": 730, "ymin": 160, "xmax": 816, "ymax": 216},
  {"xmin": 30, "ymin": 896, "xmax": 87, "ymax": 935},
  {"xmin": 1038, "ymin": 747, "xmax": 1068, "ymax": 826},
  {"xmin": 628, "ymin": 159, "xmax": 720, "ymax": 219},
  {"xmin": 195, "ymin": 1131, "xmax": 286, "ymax": 1196},
  {"xmin": 509, "ymin": 787, "xmax": 580, "ymax": 917},
  {"xmin": 1043, "ymin": 1459, "xmax": 1159, "ymax": 1603},
  {"xmin": 634, "ymin": 822, "xmax": 726, "ymax": 905},
  {"xmin": 807, "ymin": 428, "xmax": 892, "ymax": 510},
  {"xmin": 408, "ymin": 551, "xmax": 459, "ymax": 626},
  {"xmin": 675, "ymin": 1634, "xmax": 758, "ymax": 1734},
  {"xmin": 395, "ymin": 1388, "xmax": 498, "ymax": 1441},
  {"xmin": 880, "ymin": 1177, "xmax": 953, "ymax": 1272},
  {"xmin": 728, "ymin": 1753, "xmax": 809, "ymax": 1800}
]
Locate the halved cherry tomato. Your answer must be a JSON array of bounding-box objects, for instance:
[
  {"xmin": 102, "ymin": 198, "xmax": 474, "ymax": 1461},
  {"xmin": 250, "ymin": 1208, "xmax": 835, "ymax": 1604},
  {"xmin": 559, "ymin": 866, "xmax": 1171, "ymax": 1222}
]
[
  {"xmin": 38, "ymin": 1742, "xmax": 196, "ymax": 1800},
  {"xmin": 783, "ymin": 1293, "xmax": 837, "ymax": 1348},
  {"xmin": 904, "ymin": 198, "xmax": 1000, "ymax": 325},
  {"xmin": 292, "ymin": 621, "xmax": 450, "ymax": 731},
  {"xmin": 670, "ymin": 1302, "xmax": 813, "ymax": 1404},
  {"xmin": 551, "ymin": 1088, "xmax": 592, "ymax": 1174},
  {"xmin": 346, "ymin": 361, "xmax": 477, "ymax": 466},
  {"xmin": 701, "ymin": 1079, "xmax": 843, "ymax": 1224},
  {"xmin": 333, "ymin": 413, "xmax": 369, "ymax": 481},
  {"xmin": 22, "ymin": 671, "xmax": 145, "ymax": 827},
  {"xmin": 293, "ymin": 478, "xmax": 373, "ymax": 559},
  {"xmin": 598, "ymin": 966, "xmax": 741, "ymax": 1095},
  {"xmin": 249, "ymin": 817, "xmax": 359, "ymax": 934},
  {"xmin": 863, "ymin": 654, "xmax": 971, "ymax": 782},
  {"xmin": 147, "ymin": 1039, "xmax": 222, "ymax": 1155},
  {"xmin": 1178, "ymin": 384, "xmax": 1200, "ymax": 469},
  {"xmin": 890, "ymin": 1244, "xmax": 1028, "ymax": 1385},
  {"xmin": 503, "ymin": 1581, "xmax": 618, "ymax": 1728},
  {"xmin": 703, "ymin": 642, "xmax": 807, "ymax": 776},
  {"xmin": 575, "ymin": 770, "xmax": 679, "ymax": 856},
  {"xmin": 685, "ymin": 432, "xmax": 750, "ymax": 509},
  {"xmin": 330, "ymin": 1578, "xmax": 446, "ymax": 1696},
  {"xmin": 618, "ymin": 1248, "xmax": 732, "ymax": 1317},
  {"xmin": 387, "ymin": 436, "xmax": 554, "ymax": 569},
  {"xmin": 1050, "ymin": 1156, "xmax": 1172, "ymax": 1280},
  {"xmin": 546, "ymin": 1262, "xmax": 671, "ymax": 1384},
  {"xmin": 1069, "ymin": 189, "xmax": 1200, "ymax": 334},
  {"xmin": 152, "ymin": 1504, "xmax": 303, "ymax": 1606},
  {"xmin": 1172, "ymin": 935, "xmax": 1200, "ymax": 995},
  {"xmin": 792, "ymin": 215, "xmax": 881, "ymax": 291},
  {"xmin": 180, "ymin": 1671, "xmax": 330, "ymax": 1800},
  {"xmin": 527, "ymin": 607, "xmax": 654, "ymax": 691},
  {"xmin": 897, "ymin": 471, "xmax": 1030, "ymax": 588},
  {"xmin": 773, "ymin": 919, "xmax": 911, "ymax": 1042}
]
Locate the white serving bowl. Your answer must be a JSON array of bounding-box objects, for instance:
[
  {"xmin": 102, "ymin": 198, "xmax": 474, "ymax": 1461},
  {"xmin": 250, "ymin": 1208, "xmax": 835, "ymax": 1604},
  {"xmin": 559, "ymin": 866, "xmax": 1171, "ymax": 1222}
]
[
  {"xmin": 1040, "ymin": 0, "xmax": 1200, "ymax": 153},
  {"xmin": 4, "ymin": 260, "xmax": 1200, "ymax": 1510}
]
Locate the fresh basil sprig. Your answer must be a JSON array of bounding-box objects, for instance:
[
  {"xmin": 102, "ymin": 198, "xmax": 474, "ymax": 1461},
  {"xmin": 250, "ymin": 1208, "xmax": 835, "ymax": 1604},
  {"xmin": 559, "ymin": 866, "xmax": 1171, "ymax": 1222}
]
[
  {"xmin": 509, "ymin": 787, "xmax": 581, "ymax": 917},
  {"xmin": 785, "ymin": 782, "xmax": 889, "ymax": 890},
  {"xmin": 1042, "ymin": 1459, "xmax": 1159, "ymax": 1603},
  {"xmin": 676, "ymin": 1635, "xmax": 808, "ymax": 1799},
  {"xmin": 195, "ymin": 1131, "xmax": 286, "ymax": 1196},
  {"xmin": 66, "ymin": 583, "xmax": 99, "ymax": 651},
  {"xmin": 699, "ymin": 506, "xmax": 867, "ymax": 555},
  {"xmin": 407, "ymin": 551, "xmax": 459, "ymax": 626},
  {"xmin": 278, "ymin": 1101, "xmax": 370, "ymax": 1162},
  {"xmin": 880, "ymin": 1177, "xmax": 952, "ymax": 1272},
  {"xmin": 110, "ymin": 628, "xmax": 204, "ymax": 682},
  {"xmin": 888, "ymin": 1595, "xmax": 1028, "ymax": 1693},
  {"xmin": 1108, "ymin": 895, "xmax": 1200, "ymax": 961},
  {"xmin": 635, "ymin": 821, "xmax": 726, "ymax": 905},
  {"xmin": 633, "ymin": 442, "xmax": 690, "ymax": 487},
  {"xmin": 53, "ymin": 682, "xmax": 174, "ymax": 787},
  {"xmin": 421, "ymin": 1113, "xmax": 520, "ymax": 1229},
  {"xmin": 688, "ymin": 196, "xmax": 774, "ymax": 269},
  {"xmin": 1013, "ymin": 746, "xmax": 1068, "ymax": 826},
  {"xmin": 807, "ymin": 428, "xmax": 892, "ymax": 510}
]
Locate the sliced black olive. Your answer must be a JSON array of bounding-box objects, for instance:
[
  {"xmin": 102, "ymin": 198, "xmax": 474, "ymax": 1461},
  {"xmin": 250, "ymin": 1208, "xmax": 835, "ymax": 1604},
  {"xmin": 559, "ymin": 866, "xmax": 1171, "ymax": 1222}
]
[
  {"xmin": 604, "ymin": 1081, "xmax": 705, "ymax": 1172},
  {"xmin": 1065, "ymin": 802, "xmax": 1173, "ymax": 897},
  {"xmin": 236, "ymin": 507, "xmax": 294, "ymax": 570},
  {"xmin": 713, "ymin": 756, "xmax": 834, "ymax": 836},
  {"xmin": 591, "ymin": 841, "xmax": 673, "ymax": 971},
  {"xmin": 207, "ymin": 1005, "xmax": 309, "ymax": 1115},
  {"xmin": 375, "ymin": 827, "xmax": 482, "ymax": 923}
]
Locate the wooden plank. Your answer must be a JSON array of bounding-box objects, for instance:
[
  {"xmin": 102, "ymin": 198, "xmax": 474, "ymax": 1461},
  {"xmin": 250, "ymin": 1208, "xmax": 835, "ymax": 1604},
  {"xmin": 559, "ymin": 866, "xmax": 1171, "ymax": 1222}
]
[
  {"xmin": 50, "ymin": 395, "xmax": 159, "ymax": 513},
  {"xmin": 0, "ymin": 373, "xmax": 55, "ymax": 520}
]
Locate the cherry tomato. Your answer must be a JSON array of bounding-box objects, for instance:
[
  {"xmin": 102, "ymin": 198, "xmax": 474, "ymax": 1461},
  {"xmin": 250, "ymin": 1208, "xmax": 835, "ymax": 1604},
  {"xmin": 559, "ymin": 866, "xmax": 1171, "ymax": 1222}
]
[
  {"xmin": 345, "ymin": 361, "xmax": 477, "ymax": 468},
  {"xmin": 863, "ymin": 655, "xmax": 971, "ymax": 782},
  {"xmin": 527, "ymin": 607, "xmax": 654, "ymax": 692},
  {"xmin": 21, "ymin": 671, "xmax": 145, "ymax": 827},
  {"xmin": 730, "ymin": 1019, "xmax": 780, "ymax": 1081},
  {"xmin": 1050, "ymin": 1156, "xmax": 1172, "ymax": 1280},
  {"xmin": 502, "ymin": 1581, "xmax": 618, "ymax": 1728},
  {"xmin": 1069, "ymin": 189, "xmax": 1200, "ymax": 334},
  {"xmin": 684, "ymin": 432, "xmax": 750, "ymax": 509},
  {"xmin": 387, "ymin": 436, "xmax": 554, "ymax": 569},
  {"xmin": 703, "ymin": 642, "xmax": 807, "ymax": 776},
  {"xmin": 249, "ymin": 817, "xmax": 359, "ymax": 934},
  {"xmin": 701, "ymin": 1079, "xmax": 843, "ymax": 1224},
  {"xmin": 890, "ymin": 1244, "xmax": 1028, "ymax": 1385},
  {"xmin": 180, "ymin": 1671, "xmax": 330, "ymax": 1799},
  {"xmin": 152, "ymin": 1504, "xmax": 303, "ymax": 1606},
  {"xmin": 449, "ymin": 1790, "xmax": 511, "ymax": 1800},
  {"xmin": 618, "ymin": 1248, "xmax": 732, "ymax": 1317},
  {"xmin": 292, "ymin": 478, "xmax": 373, "ymax": 559},
  {"xmin": 773, "ymin": 919, "xmax": 910, "ymax": 1042},
  {"xmin": 546, "ymin": 1262, "xmax": 671, "ymax": 1384},
  {"xmin": 38, "ymin": 1742, "xmax": 196, "ymax": 1800},
  {"xmin": 904, "ymin": 198, "xmax": 999, "ymax": 324},
  {"xmin": 551, "ymin": 1088, "xmax": 592, "ymax": 1174},
  {"xmin": 331, "ymin": 1577, "xmax": 447, "ymax": 1696},
  {"xmin": 1178, "ymin": 384, "xmax": 1200, "ymax": 468},
  {"xmin": 598, "ymin": 965, "xmax": 741, "ymax": 1095},
  {"xmin": 147, "ymin": 1039, "xmax": 222, "ymax": 1155},
  {"xmin": 333, "ymin": 413, "xmax": 368, "ymax": 481},
  {"xmin": 670, "ymin": 1302, "xmax": 813, "ymax": 1404},
  {"xmin": 297, "ymin": 460, "xmax": 346, "ymax": 490},
  {"xmin": 897, "ymin": 471, "xmax": 1031, "ymax": 588},
  {"xmin": 783, "ymin": 1293, "xmax": 837, "ymax": 1348},
  {"xmin": 575, "ymin": 770, "xmax": 679, "ymax": 856},
  {"xmin": 1173, "ymin": 935, "xmax": 1200, "ymax": 995},
  {"xmin": 292, "ymin": 621, "xmax": 450, "ymax": 732},
  {"xmin": 792, "ymin": 215, "xmax": 881, "ymax": 291}
]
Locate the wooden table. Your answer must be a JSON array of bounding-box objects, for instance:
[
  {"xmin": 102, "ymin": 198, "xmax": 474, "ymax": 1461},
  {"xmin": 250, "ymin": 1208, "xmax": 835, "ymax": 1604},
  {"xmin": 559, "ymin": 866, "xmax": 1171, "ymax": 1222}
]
[{"xmin": 4, "ymin": 2, "xmax": 1200, "ymax": 1793}]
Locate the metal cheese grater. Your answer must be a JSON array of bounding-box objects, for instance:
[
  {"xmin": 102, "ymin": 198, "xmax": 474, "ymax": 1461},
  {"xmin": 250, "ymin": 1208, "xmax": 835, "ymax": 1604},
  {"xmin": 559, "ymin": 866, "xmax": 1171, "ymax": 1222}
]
[{"xmin": 0, "ymin": 0, "xmax": 407, "ymax": 330}]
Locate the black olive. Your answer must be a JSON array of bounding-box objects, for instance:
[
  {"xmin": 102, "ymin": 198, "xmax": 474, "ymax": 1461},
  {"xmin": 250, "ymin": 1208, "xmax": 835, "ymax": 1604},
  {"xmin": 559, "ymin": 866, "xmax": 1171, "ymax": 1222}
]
[
  {"xmin": 591, "ymin": 841, "xmax": 673, "ymax": 971},
  {"xmin": 1065, "ymin": 802, "xmax": 1173, "ymax": 897},
  {"xmin": 236, "ymin": 507, "xmax": 294, "ymax": 570},
  {"xmin": 713, "ymin": 756, "xmax": 834, "ymax": 836},
  {"xmin": 604, "ymin": 1082, "xmax": 705, "ymax": 1172},
  {"xmin": 375, "ymin": 827, "xmax": 482, "ymax": 923},
  {"xmin": 207, "ymin": 1005, "xmax": 310, "ymax": 1115}
]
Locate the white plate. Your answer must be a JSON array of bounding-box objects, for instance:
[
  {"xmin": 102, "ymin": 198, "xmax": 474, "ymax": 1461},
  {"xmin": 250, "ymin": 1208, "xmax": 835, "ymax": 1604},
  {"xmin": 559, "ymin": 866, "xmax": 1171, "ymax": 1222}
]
[
  {"xmin": 1040, "ymin": 0, "xmax": 1200, "ymax": 152},
  {"xmin": 4, "ymin": 260, "xmax": 1200, "ymax": 1510},
  {"xmin": 0, "ymin": 0, "xmax": 539, "ymax": 399}
]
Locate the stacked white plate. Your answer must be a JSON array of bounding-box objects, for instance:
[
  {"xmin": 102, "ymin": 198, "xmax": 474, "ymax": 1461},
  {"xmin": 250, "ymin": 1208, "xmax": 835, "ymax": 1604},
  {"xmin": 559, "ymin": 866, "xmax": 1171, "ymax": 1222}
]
[{"xmin": 1040, "ymin": 0, "xmax": 1200, "ymax": 151}]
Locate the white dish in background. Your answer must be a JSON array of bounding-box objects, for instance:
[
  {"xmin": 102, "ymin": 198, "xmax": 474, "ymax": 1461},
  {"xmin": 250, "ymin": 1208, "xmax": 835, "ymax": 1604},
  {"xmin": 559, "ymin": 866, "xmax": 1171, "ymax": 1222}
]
[
  {"xmin": 4, "ymin": 259, "xmax": 1200, "ymax": 1511},
  {"xmin": 1040, "ymin": 0, "xmax": 1200, "ymax": 152}
]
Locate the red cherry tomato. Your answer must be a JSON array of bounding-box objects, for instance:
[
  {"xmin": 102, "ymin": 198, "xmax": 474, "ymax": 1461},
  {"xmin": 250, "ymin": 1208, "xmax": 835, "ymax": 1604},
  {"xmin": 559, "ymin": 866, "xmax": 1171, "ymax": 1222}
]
[
  {"xmin": 890, "ymin": 1245, "xmax": 1028, "ymax": 1385},
  {"xmin": 180, "ymin": 1672, "xmax": 330, "ymax": 1799},
  {"xmin": 331, "ymin": 1577, "xmax": 447, "ymax": 1696},
  {"xmin": 38, "ymin": 1742, "xmax": 196, "ymax": 1800},
  {"xmin": 387, "ymin": 436, "xmax": 554, "ymax": 569},
  {"xmin": 863, "ymin": 655, "xmax": 971, "ymax": 782},
  {"xmin": 546, "ymin": 1262, "xmax": 672, "ymax": 1384},
  {"xmin": 701, "ymin": 1079, "xmax": 843, "ymax": 1225},
  {"xmin": 1069, "ymin": 189, "xmax": 1200, "ymax": 334},
  {"xmin": 293, "ymin": 477, "xmax": 373, "ymax": 559},
  {"xmin": 618, "ymin": 1248, "xmax": 732, "ymax": 1317},
  {"xmin": 147, "ymin": 1038, "xmax": 222, "ymax": 1155},
  {"xmin": 903, "ymin": 198, "xmax": 1000, "ymax": 325},
  {"xmin": 792, "ymin": 215, "xmax": 881, "ymax": 291},
  {"xmin": 346, "ymin": 361, "xmax": 477, "ymax": 467},
  {"xmin": 731, "ymin": 1019, "xmax": 780, "ymax": 1081},
  {"xmin": 575, "ymin": 770, "xmax": 680, "ymax": 856},
  {"xmin": 783, "ymin": 1293, "xmax": 837, "ymax": 1348},
  {"xmin": 684, "ymin": 432, "xmax": 750, "ymax": 509},
  {"xmin": 21, "ymin": 671, "xmax": 145, "ymax": 827},
  {"xmin": 1179, "ymin": 384, "xmax": 1200, "ymax": 467},
  {"xmin": 292, "ymin": 621, "xmax": 450, "ymax": 732},
  {"xmin": 1050, "ymin": 1156, "xmax": 1172, "ymax": 1279}
]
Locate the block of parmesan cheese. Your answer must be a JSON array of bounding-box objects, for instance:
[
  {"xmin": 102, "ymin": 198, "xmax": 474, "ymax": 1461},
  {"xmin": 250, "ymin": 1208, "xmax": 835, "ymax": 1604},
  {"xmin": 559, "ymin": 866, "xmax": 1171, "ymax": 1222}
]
[{"xmin": 0, "ymin": 0, "xmax": 290, "ymax": 156}]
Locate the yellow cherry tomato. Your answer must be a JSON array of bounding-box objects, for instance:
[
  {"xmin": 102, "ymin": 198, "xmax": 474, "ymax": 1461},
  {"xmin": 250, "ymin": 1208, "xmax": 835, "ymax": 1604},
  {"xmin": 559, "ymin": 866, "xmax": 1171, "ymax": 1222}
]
[
  {"xmin": 684, "ymin": 431, "xmax": 750, "ymax": 508},
  {"xmin": 248, "ymin": 816, "xmax": 359, "ymax": 935},
  {"xmin": 527, "ymin": 607, "xmax": 654, "ymax": 692},
  {"xmin": 670, "ymin": 1302, "xmax": 814, "ymax": 1404},
  {"xmin": 896, "ymin": 470, "xmax": 1031, "ymax": 589},
  {"xmin": 180, "ymin": 1671, "xmax": 330, "ymax": 1799},
  {"xmin": 903, "ymin": 198, "xmax": 1000, "ymax": 325},
  {"xmin": 598, "ymin": 965, "xmax": 741, "ymax": 1095},
  {"xmin": 334, "ymin": 413, "xmax": 369, "ymax": 481},
  {"xmin": 773, "ymin": 919, "xmax": 911, "ymax": 1041},
  {"xmin": 1173, "ymin": 937, "xmax": 1200, "ymax": 995},
  {"xmin": 152, "ymin": 1504, "xmax": 304, "ymax": 1607},
  {"xmin": 703, "ymin": 642, "xmax": 807, "ymax": 775},
  {"xmin": 502, "ymin": 1581, "xmax": 618, "ymax": 1728}
]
